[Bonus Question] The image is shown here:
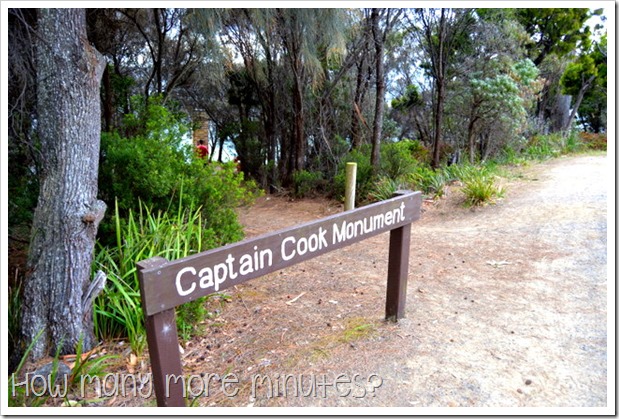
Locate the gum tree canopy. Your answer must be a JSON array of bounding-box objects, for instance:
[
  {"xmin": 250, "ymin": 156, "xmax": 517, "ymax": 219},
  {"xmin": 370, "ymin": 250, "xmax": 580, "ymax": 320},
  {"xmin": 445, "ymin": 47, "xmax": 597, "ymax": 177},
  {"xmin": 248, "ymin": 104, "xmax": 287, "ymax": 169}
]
[{"xmin": 21, "ymin": 8, "xmax": 107, "ymax": 359}]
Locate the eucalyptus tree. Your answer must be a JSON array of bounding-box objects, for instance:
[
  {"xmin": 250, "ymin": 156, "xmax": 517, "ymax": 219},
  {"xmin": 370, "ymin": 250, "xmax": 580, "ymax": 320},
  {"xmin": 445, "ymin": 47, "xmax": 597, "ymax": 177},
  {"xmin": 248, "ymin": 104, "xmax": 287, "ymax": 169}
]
[
  {"xmin": 116, "ymin": 8, "xmax": 202, "ymax": 102},
  {"xmin": 514, "ymin": 8, "xmax": 596, "ymax": 132},
  {"xmin": 368, "ymin": 8, "xmax": 404, "ymax": 172},
  {"xmin": 409, "ymin": 8, "xmax": 476, "ymax": 168},
  {"xmin": 21, "ymin": 8, "xmax": 107, "ymax": 360},
  {"xmin": 560, "ymin": 33, "xmax": 607, "ymax": 132},
  {"xmin": 274, "ymin": 8, "xmax": 348, "ymax": 178},
  {"xmin": 452, "ymin": 11, "xmax": 540, "ymax": 161}
]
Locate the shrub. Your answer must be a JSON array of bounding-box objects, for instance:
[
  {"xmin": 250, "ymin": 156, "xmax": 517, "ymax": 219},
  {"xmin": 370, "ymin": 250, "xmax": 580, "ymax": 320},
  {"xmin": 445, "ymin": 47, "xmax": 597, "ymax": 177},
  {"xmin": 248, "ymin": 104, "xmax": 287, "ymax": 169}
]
[
  {"xmin": 293, "ymin": 169, "xmax": 325, "ymax": 198},
  {"xmin": 380, "ymin": 140, "xmax": 419, "ymax": 180},
  {"xmin": 408, "ymin": 166, "xmax": 447, "ymax": 199},
  {"xmin": 333, "ymin": 145, "xmax": 374, "ymax": 204},
  {"xmin": 98, "ymin": 98, "xmax": 260, "ymax": 247},
  {"xmin": 461, "ymin": 170, "xmax": 504, "ymax": 206},
  {"xmin": 368, "ymin": 176, "xmax": 404, "ymax": 202},
  {"xmin": 579, "ymin": 132, "xmax": 607, "ymax": 151}
]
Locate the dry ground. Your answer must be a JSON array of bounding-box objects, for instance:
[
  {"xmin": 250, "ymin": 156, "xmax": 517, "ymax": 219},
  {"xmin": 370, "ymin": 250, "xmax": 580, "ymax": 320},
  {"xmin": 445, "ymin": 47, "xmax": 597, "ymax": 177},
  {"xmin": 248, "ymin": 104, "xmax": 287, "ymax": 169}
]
[{"xmin": 14, "ymin": 154, "xmax": 610, "ymax": 411}]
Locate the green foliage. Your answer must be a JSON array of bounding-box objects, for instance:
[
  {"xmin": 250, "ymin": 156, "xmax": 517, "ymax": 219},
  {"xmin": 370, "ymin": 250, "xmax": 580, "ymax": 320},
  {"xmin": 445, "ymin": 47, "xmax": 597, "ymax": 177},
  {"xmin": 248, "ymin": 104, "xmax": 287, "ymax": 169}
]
[
  {"xmin": 515, "ymin": 8, "xmax": 593, "ymax": 65},
  {"xmin": 407, "ymin": 166, "xmax": 447, "ymax": 199},
  {"xmin": 99, "ymin": 131, "xmax": 184, "ymax": 215},
  {"xmin": 99, "ymin": 96, "xmax": 195, "ymax": 215},
  {"xmin": 524, "ymin": 134, "xmax": 565, "ymax": 160},
  {"xmin": 391, "ymin": 84, "xmax": 422, "ymax": 110},
  {"xmin": 333, "ymin": 140, "xmax": 431, "ymax": 204},
  {"xmin": 98, "ymin": 96, "xmax": 259, "ymax": 247},
  {"xmin": 460, "ymin": 168, "xmax": 504, "ymax": 207},
  {"xmin": 293, "ymin": 170, "xmax": 325, "ymax": 198},
  {"xmin": 494, "ymin": 146, "xmax": 529, "ymax": 166},
  {"xmin": 68, "ymin": 338, "xmax": 118, "ymax": 392},
  {"xmin": 333, "ymin": 145, "xmax": 374, "ymax": 204},
  {"xmin": 380, "ymin": 140, "xmax": 421, "ymax": 180},
  {"xmin": 368, "ymin": 176, "xmax": 403, "ymax": 202},
  {"xmin": 181, "ymin": 160, "xmax": 258, "ymax": 247},
  {"xmin": 469, "ymin": 59, "xmax": 540, "ymax": 154},
  {"xmin": 561, "ymin": 55, "xmax": 598, "ymax": 97},
  {"xmin": 94, "ymin": 196, "xmax": 236, "ymax": 355},
  {"xmin": 94, "ymin": 95, "xmax": 260, "ymax": 354}
]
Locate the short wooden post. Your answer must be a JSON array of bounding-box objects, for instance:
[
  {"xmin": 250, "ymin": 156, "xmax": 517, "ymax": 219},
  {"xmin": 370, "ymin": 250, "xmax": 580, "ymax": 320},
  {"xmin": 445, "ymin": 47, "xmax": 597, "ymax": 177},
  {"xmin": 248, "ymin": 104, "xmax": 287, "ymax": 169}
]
[
  {"xmin": 344, "ymin": 162, "xmax": 357, "ymax": 211},
  {"xmin": 137, "ymin": 257, "xmax": 185, "ymax": 407},
  {"xmin": 385, "ymin": 193, "xmax": 412, "ymax": 322}
]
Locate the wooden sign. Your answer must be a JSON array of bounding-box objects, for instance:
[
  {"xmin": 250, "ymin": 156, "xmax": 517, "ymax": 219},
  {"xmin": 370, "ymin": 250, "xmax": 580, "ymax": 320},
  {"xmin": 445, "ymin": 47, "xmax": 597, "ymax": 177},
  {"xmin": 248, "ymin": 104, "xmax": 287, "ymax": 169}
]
[{"xmin": 137, "ymin": 191, "xmax": 421, "ymax": 406}]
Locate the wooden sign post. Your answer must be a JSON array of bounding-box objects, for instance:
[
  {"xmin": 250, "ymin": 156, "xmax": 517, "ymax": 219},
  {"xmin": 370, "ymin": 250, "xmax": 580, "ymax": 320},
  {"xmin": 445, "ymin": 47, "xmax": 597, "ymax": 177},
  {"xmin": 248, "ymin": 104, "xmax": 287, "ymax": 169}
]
[{"xmin": 137, "ymin": 191, "xmax": 421, "ymax": 406}]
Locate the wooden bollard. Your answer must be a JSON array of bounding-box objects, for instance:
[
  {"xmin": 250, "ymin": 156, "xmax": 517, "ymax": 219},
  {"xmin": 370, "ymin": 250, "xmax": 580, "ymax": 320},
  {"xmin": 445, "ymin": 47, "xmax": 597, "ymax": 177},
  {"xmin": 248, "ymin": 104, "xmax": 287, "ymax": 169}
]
[{"xmin": 345, "ymin": 162, "xmax": 357, "ymax": 211}]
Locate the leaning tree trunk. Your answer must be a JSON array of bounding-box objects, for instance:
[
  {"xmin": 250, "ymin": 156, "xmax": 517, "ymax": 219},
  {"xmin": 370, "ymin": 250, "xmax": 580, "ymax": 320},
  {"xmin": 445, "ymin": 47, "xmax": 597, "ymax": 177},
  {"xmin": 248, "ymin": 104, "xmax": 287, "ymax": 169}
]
[
  {"xmin": 563, "ymin": 75, "xmax": 596, "ymax": 133},
  {"xmin": 21, "ymin": 8, "xmax": 107, "ymax": 360}
]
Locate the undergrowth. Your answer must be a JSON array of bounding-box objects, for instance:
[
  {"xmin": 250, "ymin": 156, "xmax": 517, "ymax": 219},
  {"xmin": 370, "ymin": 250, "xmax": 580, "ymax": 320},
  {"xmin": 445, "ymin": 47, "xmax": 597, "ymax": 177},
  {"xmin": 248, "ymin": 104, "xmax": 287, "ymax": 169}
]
[{"xmin": 94, "ymin": 195, "xmax": 233, "ymax": 355}]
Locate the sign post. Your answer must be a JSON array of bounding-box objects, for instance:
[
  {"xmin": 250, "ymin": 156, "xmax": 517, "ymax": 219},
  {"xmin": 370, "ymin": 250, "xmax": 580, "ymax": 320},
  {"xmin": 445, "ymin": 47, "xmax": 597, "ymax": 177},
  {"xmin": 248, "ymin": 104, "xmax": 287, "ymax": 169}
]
[{"xmin": 137, "ymin": 190, "xmax": 421, "ymax": 406}]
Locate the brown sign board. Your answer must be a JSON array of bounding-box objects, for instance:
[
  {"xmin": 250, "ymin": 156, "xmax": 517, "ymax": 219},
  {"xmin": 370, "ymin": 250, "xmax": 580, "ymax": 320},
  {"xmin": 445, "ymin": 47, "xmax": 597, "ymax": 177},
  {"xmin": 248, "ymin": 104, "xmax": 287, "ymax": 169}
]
[
  {"xmin": 139, "ymin": 191, "xmax": 421, "ymax": 317},
  {"xmin": 137, "ymin": 190, "xmax": 421, "ymax": 406}
]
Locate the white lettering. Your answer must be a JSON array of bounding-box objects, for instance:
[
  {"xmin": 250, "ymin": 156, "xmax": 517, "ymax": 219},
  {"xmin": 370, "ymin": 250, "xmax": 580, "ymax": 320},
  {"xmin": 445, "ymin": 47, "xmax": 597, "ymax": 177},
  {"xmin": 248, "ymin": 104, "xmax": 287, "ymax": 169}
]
[
  {"xmin": 281, "ymin": 236, "xmax": 296, "ymax": 261},
  {"xmin": 239, "ymin": 254, "xmax": 253, "ymax": 275},
  {"xmin": 225, "ymin": 254, "xmax": 238, "ymax": 280},
  {"xmin": 318, "ymin": 227, "xmax": 328, "ymax": 248},
  {"xmin": 198, "ymin": 267, "xmax": 214, "ymax": 289},
  {"xmin": 297, "ymin": 237, "xmax": 308, "ymax": 256},
  {"xmin": 260, "ymin": 248, "xmax": 273, "ymax": 269},
  {"xmin": 176, "ymin": 267, "xmax": 197, "ymax": 297},
  {"xmin": 333, "ymin": 222, "xmax": 346, "ymax": 244}
]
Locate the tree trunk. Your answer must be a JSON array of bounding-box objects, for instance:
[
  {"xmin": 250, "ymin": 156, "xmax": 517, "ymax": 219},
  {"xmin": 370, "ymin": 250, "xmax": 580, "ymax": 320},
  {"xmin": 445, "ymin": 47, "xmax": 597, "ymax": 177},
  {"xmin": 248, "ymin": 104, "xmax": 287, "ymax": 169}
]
[
  {"xmin": 102, "ymin": 65, "xmax": 113, "ymax": 132},
  {"xmin": 432, "ymin": 9, "xmax": 449, "ymax": 169},
  {"xmin": 564, "ymin": 75, "xmax": 595, "ymax": 132},
  {"xmin": 21, "ymin": 8, "xmax": 107, "ymax": 360},
  {"xmin": 370, "ymin": 9, "xmax": 384, "ymax": 173},
  {"xmin": 432, "ymin": 77, "xmax": 445, "ymax": 169},
  {"xmin": 551, "ymin": 93, "xmax": 571, "ymax": 133},
  {"xmin": 292, "ymin": 77, "xmax": 305, "ymax": 173},
  {"xmin": 467, "ymin": 98, "xmax": 481, "ymax": 164}
]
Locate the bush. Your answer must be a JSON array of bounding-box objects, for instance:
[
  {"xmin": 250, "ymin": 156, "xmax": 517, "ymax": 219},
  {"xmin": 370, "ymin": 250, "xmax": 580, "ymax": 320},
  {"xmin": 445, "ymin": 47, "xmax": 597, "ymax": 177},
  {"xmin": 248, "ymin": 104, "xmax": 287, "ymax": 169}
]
[
  {"xmin": 293, "ymin": 169, "xmax": 325, "ymax": 198},
  {"xmin": 408, "ymin": 166, "xmax": 447, "ymax": 199},
  {"xmin": 579, "ymin": 132, "xmax": 607, "ymax": 151},
  {"xmin": 380, "ymin": 140, "xmax": 419, "ymax": 180},
  {"xmin": 94, "ymin": 97, "xmax": 261, "ymax": 352},
  {"xmin": 368, "ymin": 176, "xmax": 404, "ymax": 202},
  {"xmin": 461, "ymin": 170, "xmax": 504, "ymax": 206},
  {"xmin": 333, "ymin": 145, "xmax": 374, "ymax": 204},
  {"xmin": 523, "ymin": 135, "xmax": 558, "ymax": 159},
  {"xmin": 98, "ymin": 97, "xmax": 260, "ymax": 247}
]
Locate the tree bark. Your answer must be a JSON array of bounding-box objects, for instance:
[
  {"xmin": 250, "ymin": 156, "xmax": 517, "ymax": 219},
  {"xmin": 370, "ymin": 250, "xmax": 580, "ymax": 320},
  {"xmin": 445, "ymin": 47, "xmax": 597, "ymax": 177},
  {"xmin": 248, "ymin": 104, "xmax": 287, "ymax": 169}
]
[
  {"xmin": 21, "ymin": 8, "xmax": 107, "ymax": 360},
  {"xmin": 431, "ymin": 9, "xmax": 447, "ymax": 169},
  {"xmin": 370, "ymin": 9, "xmax": 384, "ymax": 173},
  {"xmin": 564, "ymin": 75, "xmax": 595, "ymax": 132}
]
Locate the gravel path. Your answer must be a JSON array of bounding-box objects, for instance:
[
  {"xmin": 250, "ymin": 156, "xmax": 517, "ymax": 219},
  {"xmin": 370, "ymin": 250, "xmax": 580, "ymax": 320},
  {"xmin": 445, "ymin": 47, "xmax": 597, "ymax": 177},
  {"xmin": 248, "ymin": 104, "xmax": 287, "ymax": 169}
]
[
  {"xmin": 374, "ymin": 154, "xmax": 609, "ymax": 409},
  {"xmin": 204, "ymin": 154, "xmax": 609, "ymax": 411}
]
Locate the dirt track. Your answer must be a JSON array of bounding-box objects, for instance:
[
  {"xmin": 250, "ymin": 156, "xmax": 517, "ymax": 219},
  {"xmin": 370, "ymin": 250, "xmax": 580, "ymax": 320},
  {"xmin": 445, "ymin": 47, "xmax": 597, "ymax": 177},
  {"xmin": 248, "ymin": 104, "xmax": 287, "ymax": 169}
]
[{"xmin": 185, "ymin": 154, "xmax": 608, "ymax": 410}]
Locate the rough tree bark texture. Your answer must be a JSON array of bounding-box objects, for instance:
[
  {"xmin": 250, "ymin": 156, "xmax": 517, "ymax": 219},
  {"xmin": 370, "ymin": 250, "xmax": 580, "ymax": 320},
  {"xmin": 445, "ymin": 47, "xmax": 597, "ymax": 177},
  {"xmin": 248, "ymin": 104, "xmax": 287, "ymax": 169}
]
[{"xmin": 21, "ymin": 8, "xmax": 107, "ymax": 359}]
